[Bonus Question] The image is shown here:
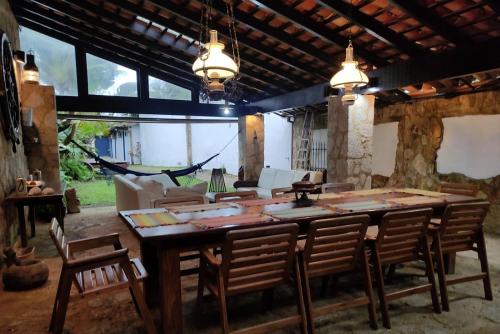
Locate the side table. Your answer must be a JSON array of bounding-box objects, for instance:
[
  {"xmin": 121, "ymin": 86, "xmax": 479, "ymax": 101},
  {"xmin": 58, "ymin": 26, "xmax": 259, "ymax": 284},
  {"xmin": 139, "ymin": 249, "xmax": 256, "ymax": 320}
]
[{"xmin": 5, "ymin": 192, "xmax": 65, "ymax": 247}]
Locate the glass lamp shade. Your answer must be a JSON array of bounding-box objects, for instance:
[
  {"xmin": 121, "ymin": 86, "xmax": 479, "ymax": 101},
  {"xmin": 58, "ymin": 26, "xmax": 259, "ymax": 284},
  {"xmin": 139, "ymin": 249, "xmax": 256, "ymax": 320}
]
[
  {"xmin": 23, "ymin": 53, "xmax": 40, "ymax": 84},
  {"xmin": 192, "ymin": 30, "xmax": 238, "ymax": 80},
  {"xmin": 330, "ymin": 41, "xmax": 368, "ymax": 88}
]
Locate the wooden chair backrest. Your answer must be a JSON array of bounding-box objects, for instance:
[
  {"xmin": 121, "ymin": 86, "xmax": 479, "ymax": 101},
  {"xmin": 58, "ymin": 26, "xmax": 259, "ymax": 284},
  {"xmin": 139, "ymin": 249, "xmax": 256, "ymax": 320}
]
[
  {"xmin": 220, "ymin": 224, "xmax": 299, "ymax": 295},
  {"xmin": 321, "ymin": 182, "xmax": 355, "ymax": 194},
  {"xmin": 153, "ymin": 195, "xmax": 205, "ymax": 208},
  {"xmin": 302, "ymin": 215, "xmax": 370, "ymax": 277},
  {"xmin": 439, "ymin": 182, "xmax": 478, "ymax": 197},
  {"xmin": 49, "ymin": 218, "xmax": 70, "ymax": 263},
  {"xmin": 215, "ymin": 190, "xmax": 258, "ymax": 203},
  {"xmin": 439, "ymin": 202, "xmax": 489, "ymax": 253},
  {"xmin": 376, "ymin": 208, "xmax": 433, "ymax": 265}
]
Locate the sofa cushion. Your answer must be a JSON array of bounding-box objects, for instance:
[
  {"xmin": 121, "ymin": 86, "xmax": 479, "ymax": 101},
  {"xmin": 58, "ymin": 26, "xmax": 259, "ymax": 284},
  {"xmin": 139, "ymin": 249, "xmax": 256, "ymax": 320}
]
[
  {"xmin": 273, "ymin": 170, "xmax": 295, "ymax": 189},
  {"xmin": 123, "ymin": 173, "xmax": 138, "ymax": 182},
  {"xmin": 292, "ymin": 170, "xmax": 308, "ymax": 183},
  {"xmin": 135, "ymin": 178, "xmax": 164, "ymax": 203},
  {"xmin": 190, "ymin": 181, "xmax": 208, "ymax": 194},
  {"xmin": 138, "ymin": 174, "xmax": 178, "ymax": 189},
  {"xmin": 258, "ymin": 168, "xmax": 277, "ymax": 189}
]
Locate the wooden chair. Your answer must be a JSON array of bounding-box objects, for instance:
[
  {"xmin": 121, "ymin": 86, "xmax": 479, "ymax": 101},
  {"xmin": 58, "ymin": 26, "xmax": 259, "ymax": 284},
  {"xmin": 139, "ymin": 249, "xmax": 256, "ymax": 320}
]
[
  {"xmin": 297, "ymin": 215, "xmax": 377, "ymax": 333},
  {"xmin": 214, "ymin": 190, "xmax": 258, "ymax": 202},
  {"xmin": 366, "ymin": 208, "xmax": 440, "ymax": 329},
  {"xmin": 431, "ymin": 202, "xmax": 492, "ymax": 311},
  {"xmin": 196, "ymin": 224, "xmax": 307, "ymax": 334},
  {"xmin": 209, "ymin": 168, "xmax": 227, "ymax": 193},
  {"xmin": 321, "ymin": 182, "xmax": 355, "ymax": 193},
  {"xmin": 48, "ymin": 218, "xmax": 156, "ymax": 334},
  {"xmin": 439, "ymin": 182, "xmax": 478, "ymax": 197},
  {"xmin": 152, "ymin": 194, "xmax": 205, "ymax": 208}
]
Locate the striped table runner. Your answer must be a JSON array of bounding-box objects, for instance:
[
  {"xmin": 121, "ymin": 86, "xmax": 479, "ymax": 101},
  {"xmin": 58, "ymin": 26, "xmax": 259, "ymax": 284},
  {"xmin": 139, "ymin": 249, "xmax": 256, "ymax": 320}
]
[
  {"xmin": 265, "ymin": 206, "xmax": 333, "ymax": 219},
  {"xmin": 128, "ymin": 212, "xmax": 183, "ymax": 228},
  {"xmin": 386, "ymin": 196, "xmax": 445, "ymax": 206},
  {"xmin": 191, "ymin": 214, "xmax": 273, "ymax": 230},
  {"xmin": 234, "ymin": 197, "xmax": 292, "ymax": 207},
  {"xmin": 329, "ymin": 200, "xmax": 396, "ymax": 212},
  {"xmin": 166, "ymin": 202, "xmax": 233, "ymax": 214}
]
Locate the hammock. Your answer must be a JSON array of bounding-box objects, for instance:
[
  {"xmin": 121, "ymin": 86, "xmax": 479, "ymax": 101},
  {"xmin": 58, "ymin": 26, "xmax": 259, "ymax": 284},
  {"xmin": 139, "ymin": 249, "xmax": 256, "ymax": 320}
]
[{"xmin": 71, "ymin": 140, "xmax": 219, "ymax": 183}]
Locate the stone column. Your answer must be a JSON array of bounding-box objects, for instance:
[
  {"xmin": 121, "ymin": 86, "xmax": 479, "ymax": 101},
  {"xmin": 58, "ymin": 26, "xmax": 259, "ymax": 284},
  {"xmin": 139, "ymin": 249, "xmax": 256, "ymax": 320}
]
[
  {"xmin": 238, "ymin": 114, "xmax": 264, "ymax": 181},
  {"xmin": 21, "ymin": 83, "xmax": 61, "ymax": 192},
  {"xmin": 327, "ymin": 95, "xmax": 375, "ymax": 189}
]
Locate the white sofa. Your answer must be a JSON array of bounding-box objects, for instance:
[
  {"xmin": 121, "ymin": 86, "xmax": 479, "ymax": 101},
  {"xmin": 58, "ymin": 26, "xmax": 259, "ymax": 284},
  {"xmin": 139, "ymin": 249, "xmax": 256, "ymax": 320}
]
[
  {"xmin": 235, "ymin": 168, "xmax": 324, "ymax": 199},
  {"xmin": 114, "ymin": 174, "xmax": 208, "ymax": 212}
]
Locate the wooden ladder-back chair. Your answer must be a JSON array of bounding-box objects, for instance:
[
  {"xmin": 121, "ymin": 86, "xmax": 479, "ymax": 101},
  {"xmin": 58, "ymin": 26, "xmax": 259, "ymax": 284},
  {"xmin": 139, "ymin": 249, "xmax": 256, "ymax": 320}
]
[
  {"xmin": 209, "ymin": 168, "xmax": 227, "ymax": 193},
  {"xmin": 152, "ymin": 194, "xmax": 205, "ymax": 209},
  {"xmin": 367, "ymin": 208, "xmax": 441, "ymax": 329},
  {"xmin": 48, "ymin": 218, "xmax": 156, "ymax": 334},
  {"xmin": 431, "ymin": 202, "xmax": 492, "ymax": 311},
  {"xmin": 196, "ymin": 224, "xmax": 307, "ymax": 334},
  {"xmin": 439, "ymin": 182, "xmax": 478, "ymax": 197},
  {"xmin": 297, "ymin": 215, "xmax": 377, "ymax": 333},
  {"xmin": 214, "ymin": 190, "xmax": 258, "ymax": 203},
  {"xmin": 321, "ymin": 182, "xmax": 355, "ymax": 194}
]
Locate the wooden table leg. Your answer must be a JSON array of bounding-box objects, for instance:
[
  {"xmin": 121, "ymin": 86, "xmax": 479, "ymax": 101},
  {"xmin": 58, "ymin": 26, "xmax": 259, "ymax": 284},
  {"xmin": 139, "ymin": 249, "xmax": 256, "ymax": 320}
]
[
  {"xmin": 29, "ymin": 205, "xmax": 36, "ymax": 238},
  {"xmin": 141, "ymin": 241, "xmax": 159, "ymax": 307},
  {"xmin": 17, "ymin": 205, "xmax": 27, "ymax": 247},
  {"xmin": 159, "ymin": 246, "xmax": 183, "ymax": 334},
  {"xmin": 57, "ymin": 200, "xmax": 65, "ymax": 230}
]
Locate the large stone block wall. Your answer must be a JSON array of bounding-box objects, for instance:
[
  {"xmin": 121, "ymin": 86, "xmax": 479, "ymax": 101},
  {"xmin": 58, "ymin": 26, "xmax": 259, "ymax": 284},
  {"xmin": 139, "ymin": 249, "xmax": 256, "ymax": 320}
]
[
  {"xmin": 327, "ymin": 95, "xmax": 375, "ymax": 189},
  {"xmin": 373, "ymin": 90, "xmax": 500, "ymax": 234},
  {"xmin": 21, "ymin": 83, "xmax": 61, "ymax": 191},
  {"xmin": 0, "ymin": 0, "xmax": 29, "ymax": 260},
  {"xmin": 238, "ymin": 115, "xmax": 264, "ymax": 180}
]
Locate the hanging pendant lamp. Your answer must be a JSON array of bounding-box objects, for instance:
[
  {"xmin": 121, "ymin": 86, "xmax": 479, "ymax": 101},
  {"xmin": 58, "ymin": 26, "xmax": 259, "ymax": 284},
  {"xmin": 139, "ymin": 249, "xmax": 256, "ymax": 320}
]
[
  {"xmin": 330, "ymin": 40, "xmax": 368, "ymax": 105},
  {"xmin": 192, "ymin": 30, "xmax": 238, "ymax": 80}
]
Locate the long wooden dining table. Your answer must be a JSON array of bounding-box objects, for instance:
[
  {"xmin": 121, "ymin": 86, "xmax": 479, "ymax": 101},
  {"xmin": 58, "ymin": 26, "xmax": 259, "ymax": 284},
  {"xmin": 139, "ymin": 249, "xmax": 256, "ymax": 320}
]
[{"xmin": 119, "ymin": 188, "xmax": 479, "ymax": 334}]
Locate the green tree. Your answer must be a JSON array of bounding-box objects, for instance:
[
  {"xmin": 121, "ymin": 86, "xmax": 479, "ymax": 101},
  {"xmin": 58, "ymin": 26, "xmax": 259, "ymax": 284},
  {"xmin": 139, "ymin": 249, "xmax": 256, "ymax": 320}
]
[{"xmin": 149, "ymin": 76, "xmax": 191, "ymax": 100}]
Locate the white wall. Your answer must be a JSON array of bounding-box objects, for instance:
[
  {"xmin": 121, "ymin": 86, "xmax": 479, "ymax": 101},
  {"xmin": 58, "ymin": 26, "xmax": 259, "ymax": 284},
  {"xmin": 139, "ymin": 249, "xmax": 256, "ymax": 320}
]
[
  {"xmin": 139, "ymin": 115, "xmax": 188, "ymax": 167},
  {"xmin": 191, "ymin": 121, "xmax": 239, "ymax": 175},
  {"xmin": 264, "ymin": 113, "xmax": 292, "ymax": 169},
  {"xmin": 437, "ymin": 114, "xmax": 500, "ymax": 179},
  {"xmin": 372, "ymin": 122, "xmax": 399, "ymax": 177}
]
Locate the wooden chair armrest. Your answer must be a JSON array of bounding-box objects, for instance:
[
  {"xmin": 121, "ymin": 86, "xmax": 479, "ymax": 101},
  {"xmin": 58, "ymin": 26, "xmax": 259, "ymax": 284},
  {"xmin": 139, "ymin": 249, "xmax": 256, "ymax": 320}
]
[
  {"xmin": 200, "ymin": 248, "xmax": 221, "ymax": 267},
  {"xmin": 233, "ymin": 180, "xmax": 258, "ymax": 188},
  {"xmin": 66, "ymin": 248, "xmax": 129, "ymax": 268},
  {"xmin": 67, "ymin": 233, "xmax": 122, "ymax": 253}
]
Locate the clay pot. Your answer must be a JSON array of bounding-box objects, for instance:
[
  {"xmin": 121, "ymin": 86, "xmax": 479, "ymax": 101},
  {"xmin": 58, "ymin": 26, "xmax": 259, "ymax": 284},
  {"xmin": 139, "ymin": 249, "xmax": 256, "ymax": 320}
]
[
  {"xmin": 16, "ymin": 246, "xmax": 35, "ymax": 261},
  {"xmin": 2, "ymin": 260, "xmax": 49, "ymax": 291}
]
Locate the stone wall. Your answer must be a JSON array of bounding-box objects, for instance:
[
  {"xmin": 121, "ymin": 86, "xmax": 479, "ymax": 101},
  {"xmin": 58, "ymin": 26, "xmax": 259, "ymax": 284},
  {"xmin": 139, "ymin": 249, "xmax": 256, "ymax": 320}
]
[
  {"xmin": 21, "ymin": 83, "xmax": 61, "ymax": 191},
  {"xmin": 0, "ymin": 0, "xmax": 29, "ymax": 260},
  {"xmin": 327, "ymin": 95, "xmax": 375, "ymax": 189},
  {"xmin": 373, "ymin": 90, "xmax": 500, "ymax": 234},
  {"xmin": 238, "ymin": 115, "xmax": 264, "ymax": 180}
]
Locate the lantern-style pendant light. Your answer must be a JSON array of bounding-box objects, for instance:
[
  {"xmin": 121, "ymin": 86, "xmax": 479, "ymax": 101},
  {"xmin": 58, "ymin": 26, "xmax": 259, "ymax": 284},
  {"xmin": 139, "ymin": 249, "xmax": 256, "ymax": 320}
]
[
  {"xmin": 23, "ymin": 52, "xmax": 40, "ymax": 84},
  {"xmin": 330, "ymin": 40, "xmax": 368, "ymax": 105},
  {"xmin": 192, "ymin": 30, "xmax": 238, "ymax": 81}
]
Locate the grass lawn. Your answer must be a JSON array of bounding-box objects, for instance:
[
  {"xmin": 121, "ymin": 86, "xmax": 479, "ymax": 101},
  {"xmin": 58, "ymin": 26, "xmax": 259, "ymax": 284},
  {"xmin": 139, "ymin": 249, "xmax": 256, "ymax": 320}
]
[
  {"xmin": 73, "ymin": 165, "xmax": 205, "ymax": 206},
  {"xmin": 73, "ymin": 179, "xmax": 116, "ymax": 206}
]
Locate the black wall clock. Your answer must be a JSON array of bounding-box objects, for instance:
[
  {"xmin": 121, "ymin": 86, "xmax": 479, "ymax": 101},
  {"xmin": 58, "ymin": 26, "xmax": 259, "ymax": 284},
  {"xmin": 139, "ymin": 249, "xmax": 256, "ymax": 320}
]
[{"xmin": 0, "ymin": 30, "xmax": 21, "ymax": 153}]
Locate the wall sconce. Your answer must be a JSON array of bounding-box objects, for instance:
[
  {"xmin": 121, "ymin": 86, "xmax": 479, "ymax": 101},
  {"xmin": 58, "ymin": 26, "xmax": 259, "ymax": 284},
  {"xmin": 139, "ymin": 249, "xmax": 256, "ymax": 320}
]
[
  {"xmin": 23, "ymin": 52, "xmax": 40, "ymax": 84},
  {"xmin": 13, "ymin": 50, "xmax": 25, "ymax": 64}
]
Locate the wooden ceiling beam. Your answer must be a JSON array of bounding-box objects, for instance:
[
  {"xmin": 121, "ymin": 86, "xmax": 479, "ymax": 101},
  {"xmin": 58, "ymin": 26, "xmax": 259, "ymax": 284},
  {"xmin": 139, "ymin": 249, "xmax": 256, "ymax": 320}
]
[
  {"xmin": 482, "ymin": 0, "xmax": 500, "ymax": 15},
  {"xmin": 250, "ymin": 0, "xmax": 387, "ymax": 67},
  {"xmin": 100, "ymin": 0, "xmax": 314, "ymax": 88},
  {"xmin": 249, "ymin": 37, "xmax": 500, "ymax": 111},
  {"xmin": 27, "ymin": 0, "xmax": 284, "ymax": 95},
  {"xmin": 388, "ymin": 0, "xmax": 474, "ymax": 47},
  {"xmin": 148, "ymin": 0, "xmax": 333, "ymax": 80},
  {"xmin": 315, "ymin": 0, "xmax": 426, "ymax": 57}
]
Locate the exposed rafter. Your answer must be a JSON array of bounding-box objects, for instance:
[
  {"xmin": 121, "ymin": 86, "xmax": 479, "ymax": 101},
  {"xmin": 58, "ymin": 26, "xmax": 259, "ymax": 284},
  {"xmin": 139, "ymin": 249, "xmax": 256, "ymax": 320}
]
[
  {"xmin": 148, "ymin": 0, "xmax": 334, "ymax": 79},
  {"xmin": 482, "ymin": 0, "xmax": 500, "ymax": 15},
  {"xmin": 250, "ymin": 0, "xmax": 388, "ymax": 66},
  {"xmin": 388, "ymin": 0, "xmax": 474, "ymax": 47},
  {"xmin": 315, "ymin": 0, "xmax": 426, "ymax": 57}
]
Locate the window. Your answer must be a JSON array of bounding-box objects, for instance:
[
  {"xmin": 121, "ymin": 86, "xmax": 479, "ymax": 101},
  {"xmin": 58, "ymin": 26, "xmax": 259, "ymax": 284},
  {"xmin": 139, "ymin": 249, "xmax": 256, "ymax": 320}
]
[
  {"xmin": 19, "ymin": 27, "xmax": 78, "ymax": 96},
  {"xmin": 148, "ymin": 75, "xmax": 191, "ymax": 101},
  {"xmin": 86, "ymin": 54, "xmax": 137, "ymax": 97}
]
